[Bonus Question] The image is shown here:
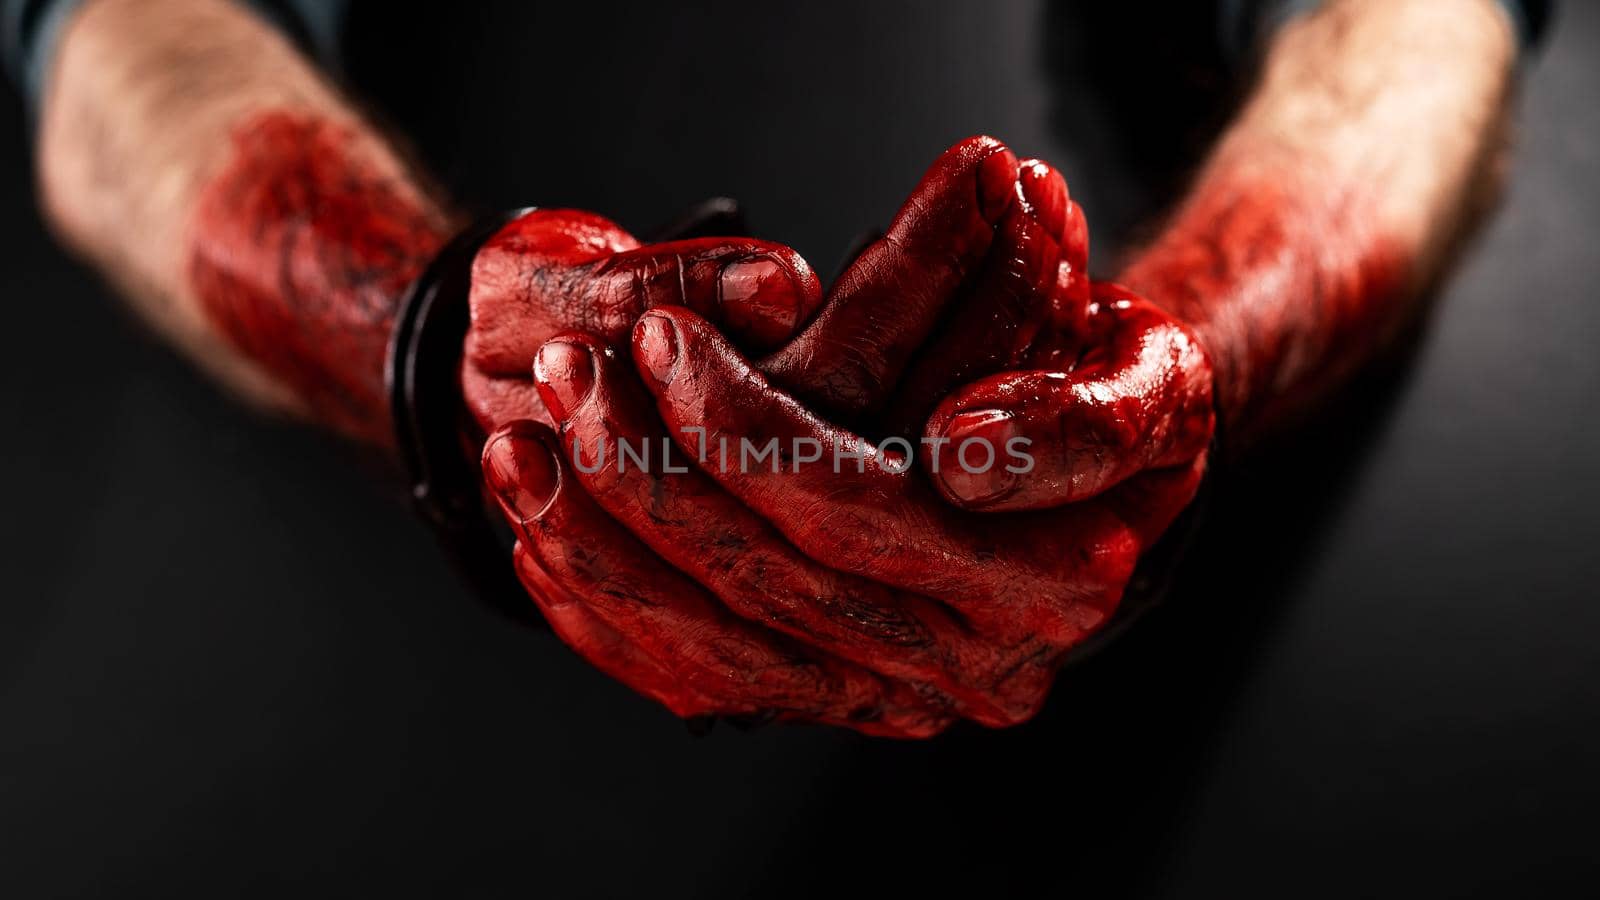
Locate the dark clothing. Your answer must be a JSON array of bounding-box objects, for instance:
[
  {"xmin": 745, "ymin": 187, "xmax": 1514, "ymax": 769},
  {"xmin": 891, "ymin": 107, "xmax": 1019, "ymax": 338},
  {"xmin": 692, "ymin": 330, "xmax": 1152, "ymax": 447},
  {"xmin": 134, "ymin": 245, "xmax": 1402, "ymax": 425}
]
[
  {"xmin": 2, "ymin": 0, "xmax": 1552, "ymax": 125},
  {"xmin": 2, "ymin": 0, "xmax": 348, "ymax": 122}
]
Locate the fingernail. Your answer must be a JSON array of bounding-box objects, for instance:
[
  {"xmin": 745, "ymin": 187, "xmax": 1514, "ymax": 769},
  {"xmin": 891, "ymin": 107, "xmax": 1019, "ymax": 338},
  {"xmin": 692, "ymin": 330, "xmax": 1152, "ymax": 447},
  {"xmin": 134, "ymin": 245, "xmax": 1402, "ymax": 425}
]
[
  {"xmin": 719, "ymin": 255, "xmax": 800, "ymax": 345},
  {"xmin": 937, "ymin": 409, "xmax": 1021, "ymax": 505},
  {"xmin": 533, "ymin": 340, "xmax": 595, "ymax": 421},
  {"xmin": 1017, "ymin": 159, "xmax": 1068, "ymax": 241},
  {"xmin": 977, "ymin": 148, "xmax": 1019, "ymax": 222},
  {"xmin": 484, "ymin": 431, "xmax": 559, "ymax": 520},
  {"xmin": 636, "ymin": 314, "xmax": 679, "ymax": 386}
]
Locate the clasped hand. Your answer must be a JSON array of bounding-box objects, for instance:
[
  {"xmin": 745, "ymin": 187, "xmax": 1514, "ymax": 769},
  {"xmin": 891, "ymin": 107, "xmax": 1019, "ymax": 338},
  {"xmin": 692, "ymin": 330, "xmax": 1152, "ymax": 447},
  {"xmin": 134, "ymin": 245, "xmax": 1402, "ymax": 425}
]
[{"xmin": 461, "ymin": 137, "xmax": 1214, "ymax": 736}]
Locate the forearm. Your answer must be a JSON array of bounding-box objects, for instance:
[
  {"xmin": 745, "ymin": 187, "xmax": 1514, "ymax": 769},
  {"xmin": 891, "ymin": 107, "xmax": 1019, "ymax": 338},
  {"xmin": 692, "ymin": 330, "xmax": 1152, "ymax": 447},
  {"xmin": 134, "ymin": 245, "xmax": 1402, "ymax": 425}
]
[
  {"xmin": 1121, "ymin": 0, "xmax": 1515, "ymax": 443},
  {"xmin": 36, "ymin": 0, "xmax": 451, "ymax": 446}
]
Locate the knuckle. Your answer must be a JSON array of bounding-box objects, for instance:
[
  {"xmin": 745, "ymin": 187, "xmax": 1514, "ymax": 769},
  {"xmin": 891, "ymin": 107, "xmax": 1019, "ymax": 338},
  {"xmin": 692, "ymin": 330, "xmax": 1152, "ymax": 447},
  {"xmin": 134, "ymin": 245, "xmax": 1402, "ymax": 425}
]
[
  {"xmin": 807, "ymin": 335, "xmax": 887, "ymax": 413},
  {"xmin": 583, "ymin": 262, "xmax": 650, "ymax": 341},
  {"xmin": 797, "ymin": 496, "xmax": 898, "ymax": 571}
]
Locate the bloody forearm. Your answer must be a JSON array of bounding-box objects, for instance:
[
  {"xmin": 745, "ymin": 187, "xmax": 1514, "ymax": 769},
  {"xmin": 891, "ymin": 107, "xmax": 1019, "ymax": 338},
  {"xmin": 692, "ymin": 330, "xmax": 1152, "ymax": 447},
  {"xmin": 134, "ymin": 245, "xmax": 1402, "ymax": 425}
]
[
  {"xmin": 1120, "ymin": 0, "xmax": 1515, "ymax": 443},
  {"xmin": 37, "ymin": 0, "xmax": 450, "ymax": 447},
  {"xmin": 189, "ymin": 112, "xmax": 449, "ymax": 446},
  {"xmin": 1119, "ymin": 145, "xmax": 1408, "ymax": 440}
]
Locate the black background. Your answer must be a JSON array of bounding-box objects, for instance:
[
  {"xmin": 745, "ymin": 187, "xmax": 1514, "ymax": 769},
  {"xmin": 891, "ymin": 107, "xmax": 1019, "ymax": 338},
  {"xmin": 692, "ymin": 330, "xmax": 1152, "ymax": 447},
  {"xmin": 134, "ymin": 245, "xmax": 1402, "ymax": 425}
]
[{"xmin": 2, "ymin": 1, "xmax": 1597, "ymax": 896}]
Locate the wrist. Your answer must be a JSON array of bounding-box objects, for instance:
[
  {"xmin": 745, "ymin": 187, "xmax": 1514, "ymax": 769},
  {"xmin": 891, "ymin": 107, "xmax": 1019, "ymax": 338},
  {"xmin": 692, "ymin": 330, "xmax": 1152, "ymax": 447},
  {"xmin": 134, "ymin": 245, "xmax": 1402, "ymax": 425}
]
[
  {"xmin": 1121, "ymin": 138, "xmax": 1410, "ymax": 443},
  {"xmin": 1125, "ymin": 0, "xmax": 1513, "ymax": 443}
]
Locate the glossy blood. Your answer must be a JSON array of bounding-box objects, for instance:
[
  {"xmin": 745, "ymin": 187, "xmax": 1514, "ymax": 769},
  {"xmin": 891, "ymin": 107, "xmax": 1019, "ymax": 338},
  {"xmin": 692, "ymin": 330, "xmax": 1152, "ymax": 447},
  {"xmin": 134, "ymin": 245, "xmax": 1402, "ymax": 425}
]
[
  {"xmin": 190, "ymin": 112, "xmax": 448, "ymax": 446},
  {"xmin": 1121, "ymin": 153, "xmax": 1408, "ymax": 443}
]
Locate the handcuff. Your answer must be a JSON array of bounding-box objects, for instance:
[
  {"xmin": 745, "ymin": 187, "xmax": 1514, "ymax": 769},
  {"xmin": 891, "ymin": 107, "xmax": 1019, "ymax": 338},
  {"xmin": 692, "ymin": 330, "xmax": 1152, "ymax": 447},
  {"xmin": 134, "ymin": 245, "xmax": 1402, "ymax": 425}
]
[
  {"xmin": 384, "ymin": 198, "xmax": 1212, "ymax": 663},
  {"xmin": 384, "ymin": 199, "xmax": 750, "ymax": 627}
]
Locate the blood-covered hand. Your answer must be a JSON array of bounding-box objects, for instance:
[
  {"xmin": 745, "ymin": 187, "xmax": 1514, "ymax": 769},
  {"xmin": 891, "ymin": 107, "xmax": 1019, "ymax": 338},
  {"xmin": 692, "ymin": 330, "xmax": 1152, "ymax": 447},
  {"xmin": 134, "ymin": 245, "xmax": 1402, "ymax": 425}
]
[
  {"xmin": 921, "ymin": 280, "xmax": 1214, "ymax": 512},
  {"xmin": 460, "ymin": 210, "xmax": 823, "ymax": 436},
  {"xmin": 476, "ymin": 137, "xmax": 1214, "ymax": 735}
]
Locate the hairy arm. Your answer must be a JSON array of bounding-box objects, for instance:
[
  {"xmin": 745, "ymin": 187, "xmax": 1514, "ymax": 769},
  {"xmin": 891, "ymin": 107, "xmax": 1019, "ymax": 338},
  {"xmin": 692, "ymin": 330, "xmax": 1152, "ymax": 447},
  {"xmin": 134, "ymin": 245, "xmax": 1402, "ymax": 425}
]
[
  {"xmin": 36, "ymin": 0, "xmax": 451, "ymax": 446},
  {"xmin": 1121, "ymin": 0, "xmax": 1516, "ymax": 443}
]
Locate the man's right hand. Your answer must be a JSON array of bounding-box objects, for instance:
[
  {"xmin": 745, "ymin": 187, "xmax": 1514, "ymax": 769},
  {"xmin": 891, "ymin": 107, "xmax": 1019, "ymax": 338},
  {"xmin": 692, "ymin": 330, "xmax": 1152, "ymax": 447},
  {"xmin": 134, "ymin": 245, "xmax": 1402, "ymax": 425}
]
[{"xmin": 461, "ymin": 209, "xmax": 824, "ymax": 435}]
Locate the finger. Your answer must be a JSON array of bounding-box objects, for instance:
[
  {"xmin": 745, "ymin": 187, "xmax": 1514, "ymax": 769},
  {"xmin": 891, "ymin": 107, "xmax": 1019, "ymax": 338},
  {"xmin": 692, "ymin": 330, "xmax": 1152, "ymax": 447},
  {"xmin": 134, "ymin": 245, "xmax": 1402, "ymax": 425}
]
[
  {"xmin": 594, "ymin": 238, "xmax": 823, "ymax": 352},
  {"xmin": 534, "ymin": 333, "xmax": 1045, "ymax": 725},
  {"xmin": 885, "ymin": 159, "xmax": 1068, "ymax": 433},
  {"xmin": 923, "ymin": 282, "xmax": 1215, "ymax": 511},
  {"xmin": 1026, "ymin": 257, "xmax": 1093, "ymax": 372},
  {"xmin": 468, "ymin": 209, "xmax": 820, "ymax": 374},
  {"xmin": 483, "ymin": 421, "xmax": 948, "ymax": 736},
  {"xmin": 461, "ymin": 364, "xmax": 549, "ymax": 435},
  {"xmin": 1056, "ymin": 198, "xmax": 1092, "ymax": 329},
  {"xmin": 761, "ymin": 135, "xmax": 1020, "ymax": 416},
  {"xmin": 633, "ymin": 306, "xmax": 1142, "ymax": 647},
  {"xmin": 513, "ymin": 544, "xmax": 715, "ymax": 718},
  {"xmin": 1099, "ymin": 454, "xmax": 1209, "ymax": 548}
]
